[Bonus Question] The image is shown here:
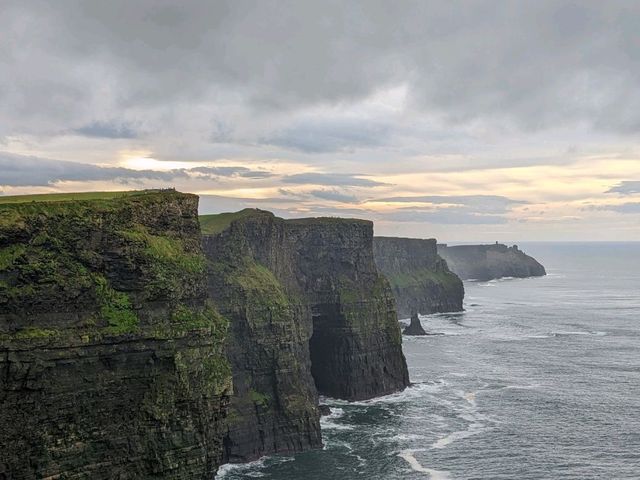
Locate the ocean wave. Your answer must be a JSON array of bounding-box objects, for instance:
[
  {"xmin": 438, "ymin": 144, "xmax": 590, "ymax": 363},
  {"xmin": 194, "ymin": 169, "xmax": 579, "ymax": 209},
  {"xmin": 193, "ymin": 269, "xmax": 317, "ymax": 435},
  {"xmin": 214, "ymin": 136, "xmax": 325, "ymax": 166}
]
[
  {"xmin": 398, "ymin": 450, "xmax": 451, "ymax": 479},
  {"xmin": 216, "ymin": 458, "xmax": 267, "ymax": 479},
  {"xmin": 551, "ymin": 330, "xmax": 607, "ymax": 337},
  {"xmin": 322, "ymin": 380, "xmax": 448, "ymax": 407},
  {"xmin": 431, "ymin": 421, "xmax": 485, "ymax": 449}
]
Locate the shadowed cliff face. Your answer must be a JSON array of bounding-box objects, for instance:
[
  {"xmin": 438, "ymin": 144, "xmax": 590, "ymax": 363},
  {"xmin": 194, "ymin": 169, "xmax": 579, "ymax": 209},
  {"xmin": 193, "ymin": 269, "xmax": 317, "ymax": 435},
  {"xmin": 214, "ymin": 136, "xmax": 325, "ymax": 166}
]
[
  {"xmin": 202, "ymin": 211, "xmax": 322, "ymax": 464},
  {"xmin": 0, "ymin": 191, "xmax": 231, "ymax": 479},
  {"xmin": 202, "ymin": 210, "xmax": 409, "ymax": 464},
  {"xmin": 287, "ymin": 220, "xmax": 409, "ymax": 401},
  {"xmin": 437, "ymin": 244, "xmax": 546, "ymax": 281},
  {"xmin": 374, "ymin": 237, "xmax": 464, "ymax": 319}
]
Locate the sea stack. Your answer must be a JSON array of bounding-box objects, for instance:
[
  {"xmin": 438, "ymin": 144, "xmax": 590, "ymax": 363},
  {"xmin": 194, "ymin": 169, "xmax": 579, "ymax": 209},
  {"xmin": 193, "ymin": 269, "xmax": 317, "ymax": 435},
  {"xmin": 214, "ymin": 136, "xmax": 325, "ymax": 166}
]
[{"xmin": 404, "ymin": 312, "xmax": 428, "ymax": 335}]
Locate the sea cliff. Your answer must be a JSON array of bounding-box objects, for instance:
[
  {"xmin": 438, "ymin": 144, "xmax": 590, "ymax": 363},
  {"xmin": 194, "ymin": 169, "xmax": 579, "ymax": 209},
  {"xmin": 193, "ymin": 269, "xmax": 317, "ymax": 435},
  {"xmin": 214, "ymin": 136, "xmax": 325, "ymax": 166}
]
[
  {"xmin": 202, "ymin": 210, "xmax": 409, "ymax": 465},
  {"xmin": 374, "ymin": 236, "xmax": 464, "ymax": 318},
  {"xmin": 0, "ymin": 190, "xmax": 231, "ymax": 479},
  {"xmin": 0, "ymin": 192, "xmax": 411, "ymax": 478},
  {"xmin": 438, "ymin": 243, "xmax": 546, "ymax": 281}
]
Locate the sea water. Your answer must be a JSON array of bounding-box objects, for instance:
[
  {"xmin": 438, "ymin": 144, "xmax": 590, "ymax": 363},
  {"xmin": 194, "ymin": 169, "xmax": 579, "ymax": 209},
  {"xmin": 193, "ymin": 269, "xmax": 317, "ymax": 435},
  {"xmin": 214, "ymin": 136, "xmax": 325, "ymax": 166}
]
[{"xmin": 218, "ymin": 243, "xmax": 640, "ymax": 479}]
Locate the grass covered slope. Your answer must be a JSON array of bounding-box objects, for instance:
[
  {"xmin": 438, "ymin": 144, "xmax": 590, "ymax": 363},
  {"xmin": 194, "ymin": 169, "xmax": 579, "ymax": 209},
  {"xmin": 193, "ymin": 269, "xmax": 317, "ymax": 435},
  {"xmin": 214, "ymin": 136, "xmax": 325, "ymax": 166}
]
[
  {"xmin": 0, "ymin": 190, "xmax": 141, "ymax": 204},
  {"xmin": 0, "ymin": 189, "xmax": 231, "ymax": 479}
]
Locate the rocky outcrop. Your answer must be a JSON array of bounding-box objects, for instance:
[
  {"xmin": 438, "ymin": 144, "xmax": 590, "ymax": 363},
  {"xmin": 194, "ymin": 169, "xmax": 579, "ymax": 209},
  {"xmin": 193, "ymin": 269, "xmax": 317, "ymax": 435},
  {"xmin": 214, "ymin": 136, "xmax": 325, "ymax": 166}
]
[
  {"xmin": 373, "ymin": 236, "xmax": 464, "ymax": 319},
  {"xmin": 404, "ymin": 313, "xmax": 427, "ymax": 336},
  {"xmin": 438, "ymin": 243, "xmax": 546, "ymax": 281},
  {"xmin": 201, "ymin": 210, "xmax": 409, "ymax": 465},
  {"xmin": 0, "ymin": 191, "xmax": 231, "ymax": 479}
]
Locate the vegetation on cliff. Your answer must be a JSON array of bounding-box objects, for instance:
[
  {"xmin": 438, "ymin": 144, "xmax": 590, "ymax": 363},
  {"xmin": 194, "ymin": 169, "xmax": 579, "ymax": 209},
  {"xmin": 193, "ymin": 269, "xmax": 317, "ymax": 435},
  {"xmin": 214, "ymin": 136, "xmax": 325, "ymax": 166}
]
[{"xmin": 0, "ymin": 190, "xmax": 231, "ymax": 479}]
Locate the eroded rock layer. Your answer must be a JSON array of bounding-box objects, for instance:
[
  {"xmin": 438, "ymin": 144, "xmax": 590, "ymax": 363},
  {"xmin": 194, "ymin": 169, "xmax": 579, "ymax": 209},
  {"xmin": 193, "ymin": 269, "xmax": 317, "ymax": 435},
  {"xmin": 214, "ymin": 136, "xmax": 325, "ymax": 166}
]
[
  {"xmin": 374, "ymin": 236, "xmax": 464, "ymax": 318},
  {"xmin": 0, "ymin": 191, "xmax": 231, "ymax": 479},
  {"xmin": 438, "ymin": 243, "xmax": 546, "ymax": 281}
]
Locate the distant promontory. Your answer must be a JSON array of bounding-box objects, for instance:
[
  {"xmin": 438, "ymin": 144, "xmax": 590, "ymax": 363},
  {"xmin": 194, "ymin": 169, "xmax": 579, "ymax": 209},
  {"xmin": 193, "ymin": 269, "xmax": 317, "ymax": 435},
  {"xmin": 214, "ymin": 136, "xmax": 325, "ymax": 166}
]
[{"xmin": 437, "ymin": 243, "xmax": 546, "ymax": 281}]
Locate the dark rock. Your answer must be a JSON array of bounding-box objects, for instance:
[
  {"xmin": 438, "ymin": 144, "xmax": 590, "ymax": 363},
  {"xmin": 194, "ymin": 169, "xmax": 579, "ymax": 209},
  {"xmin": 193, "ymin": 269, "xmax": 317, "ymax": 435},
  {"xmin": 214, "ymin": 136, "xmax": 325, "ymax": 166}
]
[
  {"xmin": 202, "ymin": 210, "xmax": 409, "ymax": 465},
  {"xmin": 373, "ymin": 236, "xmax": 464, "ymax": 318},
  {"xmin": 0, "ymin": 190, "xmax": 231, "ymax": 479},
  {"xmin": 437, "ymin": 243, "xmax": 546, "ymax": 281},
  {"xmin": 318, "ymin": 405, "xmax": 332, "ymax": 416},
  {"xmin": 404, "ymin": 313, "xmax": 428, "ymax": 335}
]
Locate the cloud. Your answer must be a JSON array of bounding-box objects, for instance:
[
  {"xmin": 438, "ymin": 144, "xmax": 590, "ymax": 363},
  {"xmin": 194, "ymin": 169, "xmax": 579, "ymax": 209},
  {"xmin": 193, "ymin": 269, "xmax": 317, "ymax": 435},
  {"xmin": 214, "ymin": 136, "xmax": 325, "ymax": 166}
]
[
  {"xmin": 0, "ymin": 152, "xmax": 276, "ymax": 187},
  {"xmin": 606, "ymin": 181, "xmax": 640, "ymax": 195},
  {"xmin": 190, "ymin": 166, "xmax": 274, "ymax": 178},
  {"xmin": 74, "ymin": 120, "xmax": 138, "ymax": 139},
  {"xmin": 382, "ymin": 209, "xmax": 508, "ymax": 225},
  {"xmin": 282, "ymin": 173, "xmax": 387, "ymax": 187},
  {"xmin": 263, "ymin": 117, "xmax": 391, "ymax": 153},
  {"xmin": 309, "ymin": 189, "xmax": 359, "ymax": 203},
  {"xmin": 373, "ymin": 195, "xmax": 526, "ymax": 214},
  {"xmin": 0, "ymin": 152, "xmax": 185, "ymax": 186},
  {"xmin": 595, "ymin": 202, "xmax": 640, "ymax": 214},
  {"xmin": 4, "ymin": 0, "xmax": 640, "ymax": 139}
]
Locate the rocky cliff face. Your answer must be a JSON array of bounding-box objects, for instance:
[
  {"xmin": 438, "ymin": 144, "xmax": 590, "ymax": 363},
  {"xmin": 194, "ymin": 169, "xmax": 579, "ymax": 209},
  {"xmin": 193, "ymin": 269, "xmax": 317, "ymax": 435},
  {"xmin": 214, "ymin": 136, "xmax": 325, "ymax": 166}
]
[
  {"xmin": 201, "ymin": 210, "xmax": 409, "ymax": 465},
  {"xmin": 373, "ymin": 237, "xmax": 464, "ymax": 318},
  {"xmin": 202, "ymin": 210, "xmax": 321, "ymax": 464},
  {"xmin": 437, "ymin": 243, "xmax": 546, "ymax": 281},
  {"xmin": 0, "ymin": 191, "xmax": 231, "ymax": 479}
]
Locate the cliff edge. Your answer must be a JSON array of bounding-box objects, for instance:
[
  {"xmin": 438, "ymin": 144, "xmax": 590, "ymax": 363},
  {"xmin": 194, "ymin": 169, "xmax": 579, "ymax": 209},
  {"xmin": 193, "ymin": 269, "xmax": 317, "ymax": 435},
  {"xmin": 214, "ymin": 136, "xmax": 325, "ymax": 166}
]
[
  {"xmin": 0, "ymin": 190, "xmax": 231, "ymax": 479},
  {"xmin": 374, "ymin": 236, "xmax": 464, "ymax": 319},
  {"xmin": 437, "ymin": 243, "xmax": 546, "ymax": 281}
]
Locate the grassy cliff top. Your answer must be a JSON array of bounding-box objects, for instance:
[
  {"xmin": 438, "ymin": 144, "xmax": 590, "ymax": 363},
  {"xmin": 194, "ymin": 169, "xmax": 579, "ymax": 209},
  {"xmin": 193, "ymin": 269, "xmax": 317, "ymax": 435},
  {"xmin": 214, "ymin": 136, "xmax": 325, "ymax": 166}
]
[
  {"xmin": 199, "ymin": 208, "xmax": 371, "ymax": 235},
  {"xmin": 0, "ymin": 189, "xmax": 178, "ymax": 205},
  {"xmin": 199, "ymin": 208, "xmax": 273, "ymax": 234},
  {"xmin": 285, "ymin": 216, "xmax": 371, "ymax": 226}
]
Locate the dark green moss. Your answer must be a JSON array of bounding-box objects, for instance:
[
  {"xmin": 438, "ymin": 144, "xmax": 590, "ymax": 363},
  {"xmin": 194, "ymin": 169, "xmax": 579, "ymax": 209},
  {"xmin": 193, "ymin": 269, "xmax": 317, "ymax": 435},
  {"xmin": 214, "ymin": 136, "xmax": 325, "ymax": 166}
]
[{"xmin": 249, "ymin": 389, "xmax": 270, "ymax": 407}]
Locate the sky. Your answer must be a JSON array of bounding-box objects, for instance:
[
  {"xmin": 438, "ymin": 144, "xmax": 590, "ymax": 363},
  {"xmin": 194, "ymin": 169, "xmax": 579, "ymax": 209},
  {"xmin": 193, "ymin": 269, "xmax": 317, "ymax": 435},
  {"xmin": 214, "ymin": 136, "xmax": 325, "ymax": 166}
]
[{"xmin": 1, "ymin": 0, "xmax": 639, "ymax": 242}]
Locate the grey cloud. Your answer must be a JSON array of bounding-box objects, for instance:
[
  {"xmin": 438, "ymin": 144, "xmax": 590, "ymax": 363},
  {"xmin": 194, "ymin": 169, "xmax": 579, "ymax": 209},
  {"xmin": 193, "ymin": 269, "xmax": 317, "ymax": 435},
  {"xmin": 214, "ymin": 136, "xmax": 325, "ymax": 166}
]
[
  {"xmin": 0, "ymin": 153, "xmax": 281, "ymax": 187},
  {"xmin": 263, "ymin": 117, "xmax": 391, "ymax": 153},
  {"xmin": 606, "ymin": 181, "xmax": 640, "ymax": 195},
  {"xmin": 595, "ymin": 203, "xmax": 640, "ymax": 214},
  {"xmin": 282, "ymin": 173, "xmax": 387, "ymax": 187},
  {"xmin": 4, "ymin": 1, "xmax": 640, "ymax": 139},
  {"xmin": 0, "ymin": 153, "xmax": 186, "ymax": 186},
  {"xmin": 74, "ymin": 121, "xmax": 138, "ymax": 139},
  {"xmin": 309, "ymin": 189, "xmax": 359, "ymax": 203}
]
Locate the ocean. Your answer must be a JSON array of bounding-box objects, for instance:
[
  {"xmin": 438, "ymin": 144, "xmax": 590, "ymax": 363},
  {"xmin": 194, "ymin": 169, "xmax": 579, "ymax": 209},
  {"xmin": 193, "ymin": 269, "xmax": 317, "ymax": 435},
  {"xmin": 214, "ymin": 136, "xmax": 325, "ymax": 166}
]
[{"xmin": 217, "ymin": 243, "xmax": 640, "ymax": 479}]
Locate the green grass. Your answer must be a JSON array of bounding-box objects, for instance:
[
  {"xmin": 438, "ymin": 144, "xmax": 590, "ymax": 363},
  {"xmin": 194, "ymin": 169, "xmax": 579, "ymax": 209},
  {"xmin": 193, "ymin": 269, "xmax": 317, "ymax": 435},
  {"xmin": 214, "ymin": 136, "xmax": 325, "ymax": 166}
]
[
  {"xmin": 0, "ymin": 190, "xmax": 144, "ymax": 205},
  {"xmin": 199, "ymin": 208, "xmax": 270, "ymax": 234},
  {"xmin": 285, "ymin": 216, "xmax": 370, "ymax": 225}
]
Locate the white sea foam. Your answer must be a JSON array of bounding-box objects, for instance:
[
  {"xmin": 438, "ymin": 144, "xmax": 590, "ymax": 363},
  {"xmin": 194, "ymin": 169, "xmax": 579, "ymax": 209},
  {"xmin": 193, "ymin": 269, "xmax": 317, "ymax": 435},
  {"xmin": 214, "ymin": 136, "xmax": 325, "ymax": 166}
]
[
  {"xmin": 215, "ymin": 458, "xmax": 267, "ymax": 478},
  {"xmin": 431, "ymin": 421, "xmax": 485, "ymax": 449},
  {"xmin": 398, "ymin": 450, "xmax": 451, "ymax": 479},
  {"xmin": 390, "ymin": 433, "xmax": 428, "ymax": 441},
  {"xmin": 320, "ymin": 406, "xmax": 354, "ymax": 430}
]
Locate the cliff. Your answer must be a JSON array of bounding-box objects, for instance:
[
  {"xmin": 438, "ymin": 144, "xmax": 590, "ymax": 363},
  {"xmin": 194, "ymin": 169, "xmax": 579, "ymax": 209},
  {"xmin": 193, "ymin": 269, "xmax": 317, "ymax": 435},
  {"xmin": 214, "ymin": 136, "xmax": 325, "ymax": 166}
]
[
  {"xmin": 437, "ymin": 243, "xmax": 546, "ymax": 281},
  {"xmin": 373, "ymin": 237, "xmax": 464, "ymax": 319},
  {"xmin": 0, "ymin": 190, "xmax": 231, "ymax": 479},
  {"xmin": 201, "ymin": 210, "xmax": 409, "ymax": 465}
]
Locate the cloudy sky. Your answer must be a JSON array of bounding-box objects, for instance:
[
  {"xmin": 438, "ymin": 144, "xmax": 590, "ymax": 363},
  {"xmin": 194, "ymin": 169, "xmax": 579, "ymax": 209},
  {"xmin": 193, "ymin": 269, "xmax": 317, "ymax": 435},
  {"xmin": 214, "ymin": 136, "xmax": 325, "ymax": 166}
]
[{"xmin": 2, "ymin": 0, "xmax": 640, "ymax": 241}]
